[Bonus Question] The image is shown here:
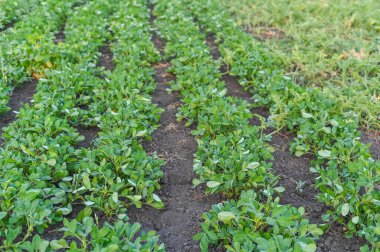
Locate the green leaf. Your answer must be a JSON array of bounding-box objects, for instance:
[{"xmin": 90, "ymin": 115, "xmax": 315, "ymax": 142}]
[
  {"xmin": 104, "ymin": 244, "xmax": 119, "ymax": 252},
  {"xmin": 304, "ymin": 243, "xmax": 317, "ymax": 252},
  {"xmin": 136, "ymin": 130, "xmax": 147, "ymax": 137},
  {"xmin": 200, "ymin": 234, "xmax": 209, "ymax": 252},
  {"xmin": 309, "ymin": 225, "xmax": 323, "ymax": 236},
  {"xmin": 47, "ymin": 159, "xmax": 56, "ymax": 166},
  {"xmin": 318, "ymin": 150, "xmax": 331, "ymax": 158},
  {"xmin": 298, "ymin": 207, "xmax": 305, "ymax": 216},
  {"xmin": 218, "ymin": 89, "xmax": 227, "ymax": 97},
  {"xmin": 352, "ymin": 216, "xmax": 359, "ymax": 224},
  {"xmin": 341, "ymin": 203, "xmax": 350, "ymax": 216},
  {"xmin": 301, "ymin": 111, "xmax": 313, "ymax": 119},
  {"xmin": 295, "ymin": 145, "xmax": 305, "ymax": 151},
  {"xmin": 295, "ymin": 151, "xmax": 304, "ymax": 157},
  {"xmin": 247, "ymin": 162, "xmax": 260, "ymax": 170},
  {"xmin": 82, "ymin": 173, "xmax": 91, "ymax": 189},
  {"xmin": 274, "ymin": 187, "xmax": 285, "ymax": 193},
  {"xmin": 152, "ymin": 193, "xmax": 162, "ymax": 202},
  {"xmin": 112, "ymin": 192, "xmax": 118, "ymax": 203},
  {"xmin": 193, "ymin": 232, "xmax": 203, "ymax": 241},
  {"xmin": 206, "ymin": 181, "xmax": 221, "ymax": 188},
  {"xmin": 57, "ymin": 208, "xmax": 71, "ymax": 215},
  {"xmin": 192, "ymin": 178, "xmax": 202, "ymax": 186},
  {"xmin": 330, "ymin": 119, "xmax": 339, "ymax": 127},
  {"xmin": 217, "ymin": 211, "xmax": 235, "ymax": 223},
  {"xmin": 50, "ymin": 239, "xmax": 68, "ymax": 250},
  {"xmin": 374, "ymin": 227, "xmax": 380, "ymax": 235}
]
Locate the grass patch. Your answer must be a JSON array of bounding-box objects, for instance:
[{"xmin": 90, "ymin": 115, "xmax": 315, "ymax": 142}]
[{"xmin": 221, "ymin": 0, "xmax": 380, "ymax": 129}]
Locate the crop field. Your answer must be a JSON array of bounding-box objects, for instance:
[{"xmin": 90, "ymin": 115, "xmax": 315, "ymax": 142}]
[{"xmin": 0, "ymin": 0, "xmax": 378, "ymax": 251}]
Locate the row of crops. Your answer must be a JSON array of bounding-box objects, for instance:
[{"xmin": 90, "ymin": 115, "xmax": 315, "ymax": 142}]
[
  {"xmin": 0, "ymin": 0, "xmax": 379, "ymax": 251},
  {"xmin": 181, "ymin": 0, "xmax": 379, "ymax": 250},
  {"xmin": 154, "ymin": 1, "xmax": 323, "ymax": 251},
  {"xmin": 1, "ymin": 0, "xmax": 165, "ymax": 250},
  {"xmin": 0, "ymin": 0, "xmax": 40, "ymax": 30}
]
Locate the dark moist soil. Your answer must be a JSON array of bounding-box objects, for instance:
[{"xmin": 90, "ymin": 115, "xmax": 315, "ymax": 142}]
[
  {"xmin": 97, "ymin": 44, "xmax": 114, "ymax": 72},
  {"xmin": 0, "ymin": 79, "xmax": 37, "ymax": 145},
  {"xmin": 54, "ymin": 1, "xmax": 88, "ymax": 44},
  {"xmin": 76, "ymin": 125, "xmax": 100, "ymax": 148},
  {"xmin": 0, "ymin": 21, "xmax": 15, "ymax": 33},
  {"xmin": 127, "ymin": 8, "xmax": 221, "ymax": 252},
  {"xmin": 74, "ymin": 41, "xmax": 113, "ymax": 149},
  {"xmin": 205, "ymin": 33, "xmax": 365, "ymax": 251},
  {"xmin": 72, "ymin": 1, "xmax": 85, "ymax": 9},
  {"xmin": 54, "ymin": 21, "xmax": 66, "ymax": 44},
  {"xmin": 361, "ymin": 130, "xmax": 380, "ymax": 160}
]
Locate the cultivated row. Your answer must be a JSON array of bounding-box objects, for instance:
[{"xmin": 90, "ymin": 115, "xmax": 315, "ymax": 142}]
[
  {"xmin": 0, "ymin": 0, "xmax": 164, "ymax": 250},
  {"xmin": 189, "ymin": 1, "xmax": 379, "ymax": 250},
  {"xmin": 154, "ymin": 1, "xmax": 322, "ymax": 251}
]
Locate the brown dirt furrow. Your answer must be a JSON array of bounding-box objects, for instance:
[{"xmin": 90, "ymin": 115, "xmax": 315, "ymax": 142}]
[
  {"xmin": 72, "ymin": 0, "xmax": 85, "ymax": 9},
  {"xmin": 76, "ymin": 125, "xmax": 100, "ymax": 148},
  {"xmin": 0, "ymin": 21, "xmax": 15, "ymax": 33},
  {"xmin": 74, "ymin": 39, "xmax": 114, "ymax": 149},
  {"xmin": 129, "ymin": 55, "xmax": 220, "ymax": 252},
  {"xmin": 54, "ymin": 1, "xmax": 89, "ymax": 44},
  {"xmin": 97, "ymin": 43, "xmax": 114, "ymax": 72},
  {"xmin": 0, "ymin": 79, "xmax": 37, "ymax": 145},
  {"xmin": 205, "ymin": 33, "xmax": 364, "ymax": 251},
  {"xmin": 361, "ymin": 130, "xmax": 380, "ymax": 160},
  {"xmin": 127, "ymin": 7, "xmax": 221, "ymax": 252},
  {"xmin": 54, "ymin": 21, "xmax": 66, "ymax": 44}
]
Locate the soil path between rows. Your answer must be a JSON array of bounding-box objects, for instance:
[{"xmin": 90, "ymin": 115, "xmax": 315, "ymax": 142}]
[
  {"xmin": 205, "ymin": 34, "xmax": 364, "ymax": 252},
  {"xmin": 53, "ymin": 0, "xmax": 88, "ymax": 44},
  {"xmin": 76, "ymin": 39, "xmax": 114, "ymax": 148},
  {"xmin": 0, "ymin": 21, "xmax": 15, "ymax": 33},
  {"xmin": 127, "ymin": 7, "xmax": 221, "ymax": 252},
  {"xmin": 54, "ymin": 19, "xmax": 66, "ymax": 44},
  {"xmin": 0, "ymin": 79, "xmax": 37, "ymax": 145}
]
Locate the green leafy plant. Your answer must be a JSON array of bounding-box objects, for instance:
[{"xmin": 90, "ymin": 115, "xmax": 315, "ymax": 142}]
[
  {"xmin": 189, "ymin": 0, "xmax": 380, "ymax": 249},
  {"xmin": 0, "ymin": 0, "xmax": 166, "ymax": 249},
  {"xmin": 153, "ymin": 1, "xmax": 320, "ymax": 250},
  {"xmin": 50, "ymin": 208, "xmax": 165, "ymax": 252},
  {"xmin": 195, "ymin": 190, "xmax": 322, "ymax": 252},
  {"xmin": 193, "ymin": 125, "xmax": 276, "ymax": 196}
]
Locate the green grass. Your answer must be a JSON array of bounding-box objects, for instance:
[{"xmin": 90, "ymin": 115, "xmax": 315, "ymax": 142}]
[{"xmin": 221, "ymin": 0, "xmax": 380, "ymax": 129}]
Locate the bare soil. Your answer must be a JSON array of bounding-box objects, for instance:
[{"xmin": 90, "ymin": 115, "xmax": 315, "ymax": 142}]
[
  {"xmin": 97, "ymin": 43, "xmax": 114, "ymax": 72},
  {"xmin": 54, "ymin": 21, "xmax": 66, "ymax": 44},
  {"xmin": 0, "ymin": 79, "xmax": 37, "ymax": 145},
  {"xmin": 361, "ymin": 130, "xmax": 380, "ymax": 160},
  {"xmin": 54, "ymin": 1, "xmax": 88, "ymax": 44},
  {"xmin": 0, "ymin": 21, "xmax": 15, "ymax": 33},
  {"xmin": 76, "ymin": 125, "xmax": 99, "ymax": 148},
  {"xmin": 74, "ymin": 41, "xmax": 113, "ymax": 149}
]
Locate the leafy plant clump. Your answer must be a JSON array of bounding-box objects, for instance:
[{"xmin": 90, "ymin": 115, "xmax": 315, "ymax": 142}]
[
  {"xmin": 195, "ymin": 190, "xmax": 322, "ymax": 252},
  {"xmin": 193, "ymin": 126, "xmax": 276, "ymax": 196},
  {"xmin": 49, "ymin": 208, "xmax": 164, "ymax": 252}
]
